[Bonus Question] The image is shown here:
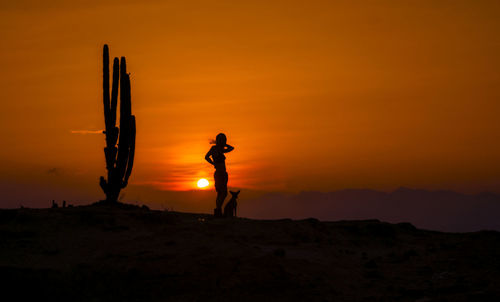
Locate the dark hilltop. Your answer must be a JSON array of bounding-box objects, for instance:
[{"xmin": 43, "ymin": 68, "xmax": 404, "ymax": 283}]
[{"xmin": 1, "ymin": 203, "xmax": 499, "ymax": 301}]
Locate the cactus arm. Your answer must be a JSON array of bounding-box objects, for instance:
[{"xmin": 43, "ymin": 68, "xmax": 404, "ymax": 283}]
[
  {"xmin": 102, "ymin": 45, "xmax": 115, "ymax": 183},
  {"xmin": 122, "ymin": 115, "xmax": 136, "ymax": 188},
  {"xmin": 115, "ymin": 62, "xmax": 131, "ymax": 184},
  {"xmin": 103, "ymin": 45, "xmax": 111, "ymax": 128},
  {"xmin": 106, "ymin": 57, "xmax": 120, "ymax": 168},
  {"xmin": 110, "ymin": 57, "xmax": 119, "ymax": 128}
]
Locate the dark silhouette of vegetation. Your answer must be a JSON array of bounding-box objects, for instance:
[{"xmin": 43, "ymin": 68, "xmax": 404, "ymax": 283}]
[
  {"xmin": 205, "ymin": 133, "xmax": 234, "ymax": 217},
  {"xmin": 99, "ymin": 44, "xmax": 136, "ymax": 203}
]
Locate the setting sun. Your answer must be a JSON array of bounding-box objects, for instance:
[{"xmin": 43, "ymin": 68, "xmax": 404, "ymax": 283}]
[{"xmin": 197, "ymin": 178, "xmax": 209, "ymax": 189}]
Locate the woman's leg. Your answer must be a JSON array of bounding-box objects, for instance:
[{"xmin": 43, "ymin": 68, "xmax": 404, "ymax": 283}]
[
  {"xmin": 216, "ymin": 188, "xmax": 227, "ymax": 209},
  {"xmin": 214, "ymin": 170, "xmax": 228, "ymax": 210}
]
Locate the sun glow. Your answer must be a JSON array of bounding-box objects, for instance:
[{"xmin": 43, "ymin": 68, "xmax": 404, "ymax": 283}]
[{"xmin": 197, "ymin": 178, "xmax": 209, "ymax": 189}]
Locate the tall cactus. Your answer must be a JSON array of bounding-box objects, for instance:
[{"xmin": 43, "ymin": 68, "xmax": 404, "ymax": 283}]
[{"xmin": 99, "ymin": 44, "xmax": 136, "ymax": 202}]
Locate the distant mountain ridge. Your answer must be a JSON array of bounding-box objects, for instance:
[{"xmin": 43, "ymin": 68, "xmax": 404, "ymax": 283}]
[{"xmin": 241, "ymin": 187, "xmax": 500, "ymax": 232}]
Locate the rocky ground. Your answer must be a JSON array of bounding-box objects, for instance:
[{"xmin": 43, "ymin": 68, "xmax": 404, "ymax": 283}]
[{"xmin": 1, "ymin": 203, "xmax": 499, "ymax": 301}]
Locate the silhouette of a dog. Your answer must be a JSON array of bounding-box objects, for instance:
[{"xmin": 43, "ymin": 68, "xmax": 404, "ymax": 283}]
[{"xmin": 224, "ymin": 190, "xmax": 240, "ymax": 218}]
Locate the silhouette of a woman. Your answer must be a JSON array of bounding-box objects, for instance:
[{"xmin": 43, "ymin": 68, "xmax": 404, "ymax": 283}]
[{"xmin": 205, "ymin": 133, "xmax": 234, "ymax": 217}]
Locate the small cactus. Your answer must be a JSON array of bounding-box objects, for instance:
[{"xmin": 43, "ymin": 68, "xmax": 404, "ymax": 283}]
[{"xmin": 99, "ymin": 45, "xmax": 136, "ymax": 202}]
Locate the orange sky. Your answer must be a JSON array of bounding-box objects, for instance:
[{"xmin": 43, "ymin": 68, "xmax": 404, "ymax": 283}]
[{"xmin": 1, "ymin": 0, "xmax": 500, "ymax": 201}]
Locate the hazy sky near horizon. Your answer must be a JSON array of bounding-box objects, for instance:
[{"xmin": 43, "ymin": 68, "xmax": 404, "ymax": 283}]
[{"xmin": 1, "ymin": 0, "xmax": 500, "ymax": 200}]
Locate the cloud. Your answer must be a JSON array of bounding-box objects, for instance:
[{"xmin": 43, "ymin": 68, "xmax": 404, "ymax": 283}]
[{"xmin": 71, "ymin": 130, "xmax": 103, "ymax": 134}]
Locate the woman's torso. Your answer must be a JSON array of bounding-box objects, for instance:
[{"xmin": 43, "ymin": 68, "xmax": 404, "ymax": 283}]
[{"xmin": 212, "ymin": 146, "xmax": 226, "ymax": 170}]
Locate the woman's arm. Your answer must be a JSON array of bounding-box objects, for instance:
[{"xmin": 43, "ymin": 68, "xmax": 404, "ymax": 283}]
[
  {"xmin": 224, "ymin": 144, "xmax": 234, "ymax": 153},
  {"xmin": 205, "ymin": 147, "xmax": 214, "ymax": 165}
]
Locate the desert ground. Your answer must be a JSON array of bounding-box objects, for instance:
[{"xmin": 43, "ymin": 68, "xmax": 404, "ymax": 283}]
[{"xmin": 1, "ymin": 203, "xmax": 499, "ymax": 301}]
